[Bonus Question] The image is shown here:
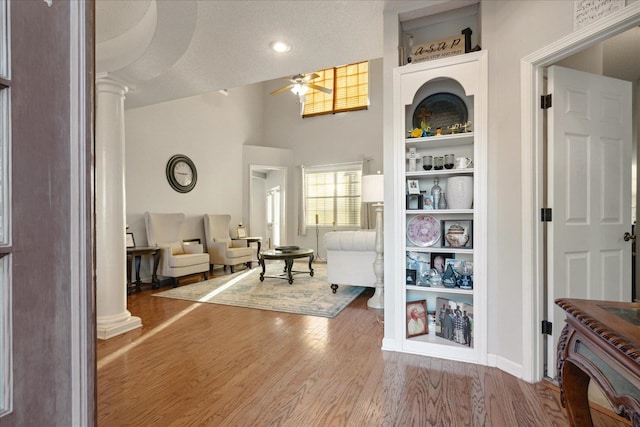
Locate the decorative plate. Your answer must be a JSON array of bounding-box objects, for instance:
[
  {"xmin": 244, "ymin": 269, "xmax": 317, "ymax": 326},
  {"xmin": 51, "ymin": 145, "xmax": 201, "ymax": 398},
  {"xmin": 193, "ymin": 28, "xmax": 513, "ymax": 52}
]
[
  {"xmin": 406, "ymin": 215, "xmax": 441, "ymax": 247},
  {"xmin": 412, "ymin": 92, "xmax": 468, "ymax": 132}
]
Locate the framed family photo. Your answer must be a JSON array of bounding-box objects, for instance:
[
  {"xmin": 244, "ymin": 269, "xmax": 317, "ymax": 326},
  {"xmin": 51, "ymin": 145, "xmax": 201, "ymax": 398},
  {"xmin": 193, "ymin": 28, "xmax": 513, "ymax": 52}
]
[
  {"xmin": 406, "ymin": 300, "xmax": 428, "ymax": 338},
  {"xmin": 126, "ymin": 232, "xmax": 136, "ymax": 248}
]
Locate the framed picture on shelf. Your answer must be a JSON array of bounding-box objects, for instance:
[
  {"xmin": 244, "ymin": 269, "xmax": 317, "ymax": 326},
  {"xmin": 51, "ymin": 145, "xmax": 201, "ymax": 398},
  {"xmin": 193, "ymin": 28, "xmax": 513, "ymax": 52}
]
[
  {"xmin": 422, "ymin": 194, "xmax": 434, "ymax": 210},
  {"xmin": 435, "ymin": 297, "xmax": 473, "ymax": 347},
  {"xmin": 406, "ymin": 269, "xmax": 417, "ymax": 286},
  {"xmin": 126, "ymin": 232, "xmax": 135, "ymax": 248},
  {"xmin": 407, "ymin": 179, "xmax": 420, "ymax": 194},
  {"xmin": 237, "ymin": 226, "xmax": 247, "ymax": 239},
  {"xmin": 406, "ymin": 300, "xmax": 428, "ymax": 338},
  {"xmin": 430, "ymin": 252, "xmax": 454, "ymax": 274},
  {"xmin": 442, "ymin": 220, "xmax": 473, "ymax": 248}
]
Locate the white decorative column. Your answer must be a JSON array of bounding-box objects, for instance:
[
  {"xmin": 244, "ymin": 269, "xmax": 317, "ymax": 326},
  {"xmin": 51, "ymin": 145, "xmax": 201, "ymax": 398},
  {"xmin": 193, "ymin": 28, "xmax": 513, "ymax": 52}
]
[{"xmin": 95, "ymin": 73, "xmax": 141, "ymax": 339}]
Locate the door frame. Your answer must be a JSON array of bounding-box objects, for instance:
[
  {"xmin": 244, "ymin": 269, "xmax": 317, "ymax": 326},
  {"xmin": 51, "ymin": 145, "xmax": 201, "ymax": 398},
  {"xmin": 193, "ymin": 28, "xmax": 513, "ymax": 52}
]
[
  {"xmin": 521, "ymin": 2, "xmax": 640, "ymax": 383},
  {"xmin": 248, "ymin": 165, "xmax": 287, "ymax": 247}
]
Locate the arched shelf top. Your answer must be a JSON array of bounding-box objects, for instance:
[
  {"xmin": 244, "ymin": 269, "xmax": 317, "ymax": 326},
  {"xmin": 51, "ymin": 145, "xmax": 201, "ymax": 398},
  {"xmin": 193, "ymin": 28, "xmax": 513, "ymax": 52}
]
[{"xmin": 395, "ymin": 51, "xmax": 487, "ymax": 106}]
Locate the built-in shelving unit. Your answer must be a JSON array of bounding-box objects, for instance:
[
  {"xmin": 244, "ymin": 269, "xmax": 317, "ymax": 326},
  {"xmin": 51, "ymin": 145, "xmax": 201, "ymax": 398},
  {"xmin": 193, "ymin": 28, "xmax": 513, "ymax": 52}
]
[{"xmin": 393, "ymin": 50, "xmax": 488, "ymax": 364}]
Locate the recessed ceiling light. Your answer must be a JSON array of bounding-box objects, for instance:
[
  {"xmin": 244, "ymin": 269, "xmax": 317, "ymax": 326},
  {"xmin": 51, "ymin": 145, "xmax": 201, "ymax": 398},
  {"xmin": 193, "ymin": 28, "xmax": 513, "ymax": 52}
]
[{"xmin": 270, "ymin": 40, "xmax": 291, "ymax": 53}]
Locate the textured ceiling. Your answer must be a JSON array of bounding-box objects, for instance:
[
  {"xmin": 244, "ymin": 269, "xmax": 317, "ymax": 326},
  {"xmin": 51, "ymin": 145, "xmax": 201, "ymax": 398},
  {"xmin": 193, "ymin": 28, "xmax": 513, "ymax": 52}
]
[{"xmin": 96, "ymin": 0, "xmax": 418, "ymax": 109}]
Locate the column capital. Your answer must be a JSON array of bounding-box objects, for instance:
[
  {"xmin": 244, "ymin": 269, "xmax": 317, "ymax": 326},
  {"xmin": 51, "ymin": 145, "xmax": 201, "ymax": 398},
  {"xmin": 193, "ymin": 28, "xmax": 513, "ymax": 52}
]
[{"xmin": 96, "ymin": 72, "xmax": 131, "ymax": 97}]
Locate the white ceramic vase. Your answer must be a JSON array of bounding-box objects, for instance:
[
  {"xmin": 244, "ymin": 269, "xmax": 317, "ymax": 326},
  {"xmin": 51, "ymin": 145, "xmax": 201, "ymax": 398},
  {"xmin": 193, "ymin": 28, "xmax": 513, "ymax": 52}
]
[{"xmin": 447, "ymin": 176, "xmax": 473, "ymax": 209}]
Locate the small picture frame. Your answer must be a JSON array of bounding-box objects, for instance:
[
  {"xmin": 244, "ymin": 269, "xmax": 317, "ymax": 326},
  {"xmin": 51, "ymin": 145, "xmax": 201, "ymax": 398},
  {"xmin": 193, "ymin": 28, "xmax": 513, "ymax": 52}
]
[
  {"xmin": 406, "ymin": 269, "xmax": 417, "ymax": 285},
  {"xmin": 422, "ymin": 194, "xmax": 434, "ymax": 210},
  {"xmin": 406, "ymin": 300, "xmax": 428, "ymax": 338},
  {"xmin": 442, "ymin": 220, "xmax": 473, "ymax": 248},
  {"xmin": 407, "ymin": 179, "xmax": 420, "ymax": 195},
  {"xmin": 126, "ymin": 232, "xmax": 135, "ymax": 248},
  {"xmin": 237, "ymin": 227, "xmax": 247, "ymax": 239},
  {"xmin": 431, "ymin": 252, "xmax": 454, "ymax": 274}
]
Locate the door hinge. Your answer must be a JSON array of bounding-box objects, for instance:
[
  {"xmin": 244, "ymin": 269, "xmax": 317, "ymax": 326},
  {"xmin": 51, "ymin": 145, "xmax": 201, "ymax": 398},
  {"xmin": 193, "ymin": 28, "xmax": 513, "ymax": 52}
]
[
  {"xmin": 541, "ymin": 208, "xmax": 552, "ymax": 222},
  {"xmin": 541, "ymin": 320, "xmax": 553, "ymax": 335},
  {"xmin": 541, "ymin": 94, "xmax": 552, "ymax": 109}
]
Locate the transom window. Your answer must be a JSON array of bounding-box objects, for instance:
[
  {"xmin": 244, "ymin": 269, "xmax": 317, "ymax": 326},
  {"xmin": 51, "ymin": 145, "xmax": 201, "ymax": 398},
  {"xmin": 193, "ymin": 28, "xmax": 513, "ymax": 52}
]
[
  {"xmin": 303, "ymin": 163, "xmax": 362, "ymax": 228},
  {"xmin": 303, "ymin": 61, "xmax": 369, "ymax": 118}
]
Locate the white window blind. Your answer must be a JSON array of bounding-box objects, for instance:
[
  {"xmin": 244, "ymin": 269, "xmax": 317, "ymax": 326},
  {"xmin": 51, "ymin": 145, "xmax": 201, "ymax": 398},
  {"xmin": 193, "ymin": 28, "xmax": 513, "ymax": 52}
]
[
  {"xmin": 302, "ymin": 61, "xmax": 369, "ymax": 118},
  {"xmin": 304, "ymin": 163, "xmax": 362, "ymax": 228}
]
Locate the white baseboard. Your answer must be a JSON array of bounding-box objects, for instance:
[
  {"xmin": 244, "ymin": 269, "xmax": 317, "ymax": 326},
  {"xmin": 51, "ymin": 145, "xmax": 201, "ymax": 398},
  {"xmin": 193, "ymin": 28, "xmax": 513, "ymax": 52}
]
[{"xmin": 490, "ymin": 353, "xmax": 523, "ymax": 379}]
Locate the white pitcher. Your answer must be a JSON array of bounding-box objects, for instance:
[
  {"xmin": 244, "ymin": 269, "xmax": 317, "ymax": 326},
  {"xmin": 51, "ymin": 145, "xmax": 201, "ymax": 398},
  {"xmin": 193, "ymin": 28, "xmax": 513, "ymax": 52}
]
[
  {"xmin": 454, "ymin": 157, "xmax": 473, "ymax": 169},
  {"xmin": 447, "ymin": 176, "xmax": 473, "ymax": 209}
]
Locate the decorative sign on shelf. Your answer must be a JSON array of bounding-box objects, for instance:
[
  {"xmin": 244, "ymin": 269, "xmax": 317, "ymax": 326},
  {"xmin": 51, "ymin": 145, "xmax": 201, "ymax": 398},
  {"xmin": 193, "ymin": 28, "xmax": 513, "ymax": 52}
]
[
  {"xmin": 406, "ymin": 27, "xmax": 480, "ymax": 65},
  {"xmin": 410, "ymin": 34, "xmax": 466, "ymax": 63}
]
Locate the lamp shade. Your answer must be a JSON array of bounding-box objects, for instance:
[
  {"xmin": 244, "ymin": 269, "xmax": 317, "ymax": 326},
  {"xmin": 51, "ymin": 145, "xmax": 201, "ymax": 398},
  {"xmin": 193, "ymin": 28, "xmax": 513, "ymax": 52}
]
[{"xmin": 362, "ymin": 173, "xmax": 384, "ymax": 203}]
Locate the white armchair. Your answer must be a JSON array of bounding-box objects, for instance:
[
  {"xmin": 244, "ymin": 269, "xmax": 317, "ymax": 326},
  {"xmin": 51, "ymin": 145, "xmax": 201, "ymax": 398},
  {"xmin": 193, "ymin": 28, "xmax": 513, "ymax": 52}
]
[
  {"xmin": 324, "ymin": 230, "xmax": 376, "ymax": 293},
  {"xmin": 203, "ymin": 214, "xmax": 253, "ymax": 273},
  {"xmin": 144, "ymin": 212, "xmax": 210, "ymax": 287}
]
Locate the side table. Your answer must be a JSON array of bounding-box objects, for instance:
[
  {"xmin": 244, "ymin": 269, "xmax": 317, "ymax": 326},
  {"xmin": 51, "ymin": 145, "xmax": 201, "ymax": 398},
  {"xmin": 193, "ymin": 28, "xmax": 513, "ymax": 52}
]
[
  {"xmin": 126, "ymin": 246, "xmax": 160, "ymax": 295},
  {"xmin": 556, "ymin": 298, "xmax": 640, "ymax": 426}
]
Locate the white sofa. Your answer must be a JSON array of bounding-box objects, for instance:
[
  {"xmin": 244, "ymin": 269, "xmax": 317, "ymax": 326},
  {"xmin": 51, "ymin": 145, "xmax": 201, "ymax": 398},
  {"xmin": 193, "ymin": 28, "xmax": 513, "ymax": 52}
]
[{"xmin": 324, "ymin": 230, "xmax": 376, "ymax": 293}]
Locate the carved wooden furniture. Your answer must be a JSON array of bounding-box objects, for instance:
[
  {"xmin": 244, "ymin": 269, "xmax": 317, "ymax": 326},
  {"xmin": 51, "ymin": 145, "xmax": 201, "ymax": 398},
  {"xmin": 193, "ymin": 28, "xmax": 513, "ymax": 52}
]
[
  {"xmin": 258, "ymin": 248, "xmax": 314, "ymax": 284},
  {"xmin": 556, "ymin": 298, "xmax": 640, "ymax": 426},
  {"xmin": 126, "ymin": 246, "xmax": 160, "ymax": 294}
]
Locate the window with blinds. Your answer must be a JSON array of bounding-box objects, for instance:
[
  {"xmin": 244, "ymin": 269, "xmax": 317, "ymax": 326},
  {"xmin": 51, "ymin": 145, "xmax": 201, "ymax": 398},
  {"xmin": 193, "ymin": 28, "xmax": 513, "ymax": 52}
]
[
  {"xmin": 304, "ymin": 163, "xmax": 362, "ymax": 228},
  {"xmin": 303, "ymin": 61, "xmax": 369, "ymax": 118}
]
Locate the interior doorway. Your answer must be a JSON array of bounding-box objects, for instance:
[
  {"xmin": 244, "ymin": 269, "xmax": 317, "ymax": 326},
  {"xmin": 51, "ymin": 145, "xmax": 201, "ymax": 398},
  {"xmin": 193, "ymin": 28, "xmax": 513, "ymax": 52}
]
[
  {"xmin": 249, "ymin": 165, "xmax": 287, "ymax": 249},
  {"xmin": 521, "ymin": 4, "xmax": 640, "ymax": 383}
]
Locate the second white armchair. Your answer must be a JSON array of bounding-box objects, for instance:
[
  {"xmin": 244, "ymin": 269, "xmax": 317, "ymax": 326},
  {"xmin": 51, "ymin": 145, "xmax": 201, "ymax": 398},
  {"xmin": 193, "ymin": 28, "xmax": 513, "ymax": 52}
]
[{"xmin": 204, "ymin": 214, "xmax": 254, "ymax": 273}]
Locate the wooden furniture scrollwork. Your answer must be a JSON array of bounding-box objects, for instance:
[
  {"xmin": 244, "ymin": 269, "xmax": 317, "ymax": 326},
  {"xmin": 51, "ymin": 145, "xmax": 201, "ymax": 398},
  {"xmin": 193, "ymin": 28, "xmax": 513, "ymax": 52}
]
[{"xmin": 556, "ymin": 298, "xmax": 640, "ymax": 427}]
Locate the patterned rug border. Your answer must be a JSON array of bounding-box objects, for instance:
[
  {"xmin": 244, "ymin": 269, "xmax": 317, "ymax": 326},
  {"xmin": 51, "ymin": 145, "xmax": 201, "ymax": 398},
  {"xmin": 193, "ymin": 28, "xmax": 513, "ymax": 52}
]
[{"xmin": 153, "ymin": 263, "xmax": 365, "ymax": 318}]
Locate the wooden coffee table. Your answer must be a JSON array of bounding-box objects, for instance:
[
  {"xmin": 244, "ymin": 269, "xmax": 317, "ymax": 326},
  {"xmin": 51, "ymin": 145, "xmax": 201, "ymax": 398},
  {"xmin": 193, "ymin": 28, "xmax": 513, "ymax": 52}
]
[{"xmin": 259, "ymin": 248, "xmax": 314, "ymax": 284}]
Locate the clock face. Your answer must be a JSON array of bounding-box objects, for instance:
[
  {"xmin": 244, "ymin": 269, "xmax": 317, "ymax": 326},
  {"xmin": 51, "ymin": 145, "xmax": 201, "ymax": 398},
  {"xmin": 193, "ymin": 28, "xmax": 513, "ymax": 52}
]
[
  {"xmin": 166, "ymin": 155, "xmax": 197, "ymax": 193},
  {"xmin": 173, "ymin": 161, "xmax": 193, "ymax": 186}
]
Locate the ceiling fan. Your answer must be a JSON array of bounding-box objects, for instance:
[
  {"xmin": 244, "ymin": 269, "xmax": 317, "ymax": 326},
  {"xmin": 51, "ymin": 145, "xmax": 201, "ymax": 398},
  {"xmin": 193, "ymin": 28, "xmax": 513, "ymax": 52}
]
[{"xmin": 270, "ymin": 73, "xmax": 332, "ymax": 103}]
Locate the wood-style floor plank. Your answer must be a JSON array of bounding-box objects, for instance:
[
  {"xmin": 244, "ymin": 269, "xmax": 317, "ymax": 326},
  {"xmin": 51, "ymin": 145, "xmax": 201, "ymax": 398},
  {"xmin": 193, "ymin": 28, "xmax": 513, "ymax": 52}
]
[{"xmin": 98, "ymin": 276, "xmax": 629, "ymax": 426}]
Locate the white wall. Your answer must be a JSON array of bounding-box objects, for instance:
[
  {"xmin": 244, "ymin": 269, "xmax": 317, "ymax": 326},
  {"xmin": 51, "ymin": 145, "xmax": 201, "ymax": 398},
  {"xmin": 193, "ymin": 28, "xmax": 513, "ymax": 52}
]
[{"xmin": 125, "ymin": 83, "xmax": 264, "ymax": 269}]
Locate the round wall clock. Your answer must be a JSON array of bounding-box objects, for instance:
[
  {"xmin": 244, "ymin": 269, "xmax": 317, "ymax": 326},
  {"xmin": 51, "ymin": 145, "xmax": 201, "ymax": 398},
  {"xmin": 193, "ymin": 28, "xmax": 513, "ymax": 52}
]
[{"xmin": 166, "ymin": 154, "xmax": 197, "ymax": 193}]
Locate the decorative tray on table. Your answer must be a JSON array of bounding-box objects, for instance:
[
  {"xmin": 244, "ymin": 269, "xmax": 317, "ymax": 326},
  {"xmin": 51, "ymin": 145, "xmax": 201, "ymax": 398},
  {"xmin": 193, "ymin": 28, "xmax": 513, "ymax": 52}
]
[{"xmin": 275, "ymin": 246, "xmax": 300, "ymax": 253}]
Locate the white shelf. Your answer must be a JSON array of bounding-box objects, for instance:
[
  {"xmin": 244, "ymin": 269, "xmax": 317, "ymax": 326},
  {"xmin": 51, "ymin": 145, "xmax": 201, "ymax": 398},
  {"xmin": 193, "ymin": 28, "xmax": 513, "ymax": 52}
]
[
  {"xmin": 407, "ymin": 331, "xmax": 474, "ymax": 349},
  {"xmin": 406, "ymin": 132, "xmax": 474, "ymax": 149},
  {"xmin": 393, "ymin": 50, "xmax": 488, "ymax": 365},
  {"xmin": 405, "ymin": 247, "xmax": 473, "ymax": 254},
  {"xmin": 406, "ymin": 168, "xmax": 474, "ymax": 178},
  {"xmin": 406, "ymin": 285, "xmax": 474, "ymax": 295},
  {"xmin": 406, "ymin": 208, "xmax": 473, "ymax": 215}
]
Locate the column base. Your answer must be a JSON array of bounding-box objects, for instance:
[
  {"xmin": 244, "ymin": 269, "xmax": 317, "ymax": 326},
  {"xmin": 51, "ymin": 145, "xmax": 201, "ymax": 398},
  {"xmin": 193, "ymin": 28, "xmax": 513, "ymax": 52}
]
[{"xmin": 96, "ymin": 314, "xmax": 142, "ymax": 340}]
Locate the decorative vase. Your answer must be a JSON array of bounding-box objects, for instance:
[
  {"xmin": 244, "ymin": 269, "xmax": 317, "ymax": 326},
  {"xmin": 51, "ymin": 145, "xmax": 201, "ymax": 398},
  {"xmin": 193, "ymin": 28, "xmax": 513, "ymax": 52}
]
[{"xmin": 446, "ymin": 176, "xmax": 473, "ymax": 209}]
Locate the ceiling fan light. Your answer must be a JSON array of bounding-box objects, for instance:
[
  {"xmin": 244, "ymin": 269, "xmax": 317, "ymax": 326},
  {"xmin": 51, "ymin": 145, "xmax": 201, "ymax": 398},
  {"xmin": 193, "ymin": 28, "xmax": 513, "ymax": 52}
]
[{"xmin": 270, "ymin": 40, "xmax": 291, "ymax": 53}]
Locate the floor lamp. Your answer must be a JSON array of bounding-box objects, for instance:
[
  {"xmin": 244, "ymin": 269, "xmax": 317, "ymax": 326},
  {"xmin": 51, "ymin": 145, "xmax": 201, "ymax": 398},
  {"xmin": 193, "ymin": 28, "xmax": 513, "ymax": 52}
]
[{"xmin": 362, "ymin": 172, "xmax": 384, "ymax": 310}]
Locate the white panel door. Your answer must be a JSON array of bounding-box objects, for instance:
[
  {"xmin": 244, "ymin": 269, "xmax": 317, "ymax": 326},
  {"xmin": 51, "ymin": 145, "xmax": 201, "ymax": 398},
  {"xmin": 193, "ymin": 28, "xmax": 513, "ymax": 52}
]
[{"xmin": 546, "ymin": 65, "xmax": 632, "ymax": 379}]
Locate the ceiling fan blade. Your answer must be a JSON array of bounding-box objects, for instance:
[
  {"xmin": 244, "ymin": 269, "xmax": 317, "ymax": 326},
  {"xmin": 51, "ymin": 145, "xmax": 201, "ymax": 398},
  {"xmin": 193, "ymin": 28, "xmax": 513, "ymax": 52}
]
[
  {"xmin": 270, "ymin": 84, "xmax": 294, "ymax": 96},
  {"xmin": 307, "ymin": 83, "xmax": 332, "ymax": 94},
  {"xmin": 306, "ymin": 72, "xmax": 320, "ymax": 81}
]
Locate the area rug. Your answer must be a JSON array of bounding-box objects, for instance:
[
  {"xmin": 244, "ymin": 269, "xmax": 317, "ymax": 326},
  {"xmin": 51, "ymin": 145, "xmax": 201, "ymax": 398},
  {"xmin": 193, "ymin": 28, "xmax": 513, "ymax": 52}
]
[{"xmin": 153, "ymin": 263, "xmax": 365, "ymax": 318}]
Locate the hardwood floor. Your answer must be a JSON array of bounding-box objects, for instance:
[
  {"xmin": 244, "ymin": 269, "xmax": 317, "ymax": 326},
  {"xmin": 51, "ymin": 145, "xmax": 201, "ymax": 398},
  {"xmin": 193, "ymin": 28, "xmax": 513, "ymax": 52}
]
[{"xmin": 98, "ymin": 276, "xmax": 628, "ymax": 426}]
